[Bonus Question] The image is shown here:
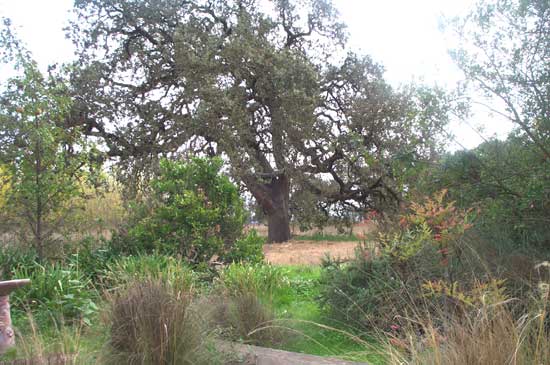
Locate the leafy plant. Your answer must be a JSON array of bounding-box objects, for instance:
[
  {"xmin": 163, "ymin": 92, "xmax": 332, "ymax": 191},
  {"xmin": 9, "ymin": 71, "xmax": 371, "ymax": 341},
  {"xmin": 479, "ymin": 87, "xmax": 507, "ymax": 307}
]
[
  {"xmin": 123, "ymin": 157, "xmax": 247, "ymax": 264},
  {"xmin": 318, "ymin": 245, "xmax": 407, "ymax": 331},
  {"xmin": 220, "ymin": 229, "xmax": 265, "ymax": 265},
  {"xmin": 216, "ymin": 263, "xmax": 287, "ymax": 300},
  {"xmin": 10, "ymin": 263, "xmax": 98, "ymax": 325}
]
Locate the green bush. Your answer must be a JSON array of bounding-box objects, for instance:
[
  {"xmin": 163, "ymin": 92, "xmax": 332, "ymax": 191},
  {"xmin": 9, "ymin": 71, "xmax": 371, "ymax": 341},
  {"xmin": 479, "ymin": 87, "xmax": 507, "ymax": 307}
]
[
  {"xmin": 67, "ymin": 236, "xmax": 119, "ymax": 283},
  {"xmin": 220, "ymin": 229, "xmax": 265, "ymax": 264},
  {"xmin": 119, "ymin": 157, "xmax": 254, "ymax": 264},
  {"xmin": 0, "ymin": 245, "xmax": 38, "ymax": 279},
  {"xmin": 318, "ymin": 246, "xmax": 407, "ymax": 332},
  {"xmin": 211, "ymin": 263, "xmax": 287, "ymax": 347},
  {"xmin": 216, "ymin": 263, "xmax": 287, "ymax": 300}
]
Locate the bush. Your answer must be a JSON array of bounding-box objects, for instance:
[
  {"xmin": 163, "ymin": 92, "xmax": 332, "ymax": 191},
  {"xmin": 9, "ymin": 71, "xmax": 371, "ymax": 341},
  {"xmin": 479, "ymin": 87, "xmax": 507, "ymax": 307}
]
[
  {"xmin": 318, "ymin": 246, "xmax": 409, "ymax": 332},
  {"xmin": 221, "ymin": 292, "xmax": 284, "ymax": 347},
  {"xmin": 220, "ymin": 229, "xmax": 265, "ymax": 264},
  {"xmin": 385, "ymin": 288, "xmax": 550, "ymax": 365},
  {"xmin": 67, "ymin": 236, "xmax": 119, "ymax": 283},
  {"xmin": 108, "ymin": 279, "xmax": 217, "ymax": 365},
  {"xmin": 216, "ymin": 263, "xmax": 287, "ymax": 300},
  {"xmin": 0, "ymin": 245, "xmax": 38, "ymax": 279},
  {"xmin": 211, "ymin": 263, "xmax": 288, "ymax": 346},
  {"xmin": 117, "ymin": 157, "xmax": 255, "ymax": 265}
]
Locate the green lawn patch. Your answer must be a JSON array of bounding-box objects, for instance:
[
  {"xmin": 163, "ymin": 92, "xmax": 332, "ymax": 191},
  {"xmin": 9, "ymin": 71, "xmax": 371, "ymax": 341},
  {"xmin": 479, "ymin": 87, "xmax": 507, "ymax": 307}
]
[{"xmin": 270, "ymin": 265, "xmax": 385, "ymax": 364}]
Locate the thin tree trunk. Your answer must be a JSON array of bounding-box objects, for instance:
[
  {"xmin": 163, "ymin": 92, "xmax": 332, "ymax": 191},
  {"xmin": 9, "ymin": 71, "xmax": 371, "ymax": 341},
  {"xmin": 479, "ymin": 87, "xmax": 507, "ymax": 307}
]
[{"xmin": 35, "ymin": 134, "xmax": 44, "ymax": 261}]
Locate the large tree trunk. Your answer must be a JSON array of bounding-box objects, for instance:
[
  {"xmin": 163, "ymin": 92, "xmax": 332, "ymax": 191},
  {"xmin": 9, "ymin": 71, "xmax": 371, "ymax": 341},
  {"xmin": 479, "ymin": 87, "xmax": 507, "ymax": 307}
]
[
  {"xmin": 266, "ymin": 174, "xmax": 291, "ymax": 243},
  {"xmin": 247, "ymin": 173, "xmax": 292, "ymax": 243}
]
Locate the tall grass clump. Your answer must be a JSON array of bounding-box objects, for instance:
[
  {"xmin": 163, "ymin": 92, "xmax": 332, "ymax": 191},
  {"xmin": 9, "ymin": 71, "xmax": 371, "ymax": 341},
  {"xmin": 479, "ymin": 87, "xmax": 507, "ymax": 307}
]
[
  {"xmin": 107, "ymin": 279, "xmax": 218, "ymax": 365},
  {"xmin": 385, "ymin": 284, "xmax": 550, "ymax": 365},
  {"xmin": 2, "ymin": 314, "xmax": 96, "ymax": 364},
  {"xmin": 102, "ymin": 255, "xmax": 196, "ymax": 291},
  {"xmin": 211, "ymin": 263, "xmax": 288, "ymax": 346}
]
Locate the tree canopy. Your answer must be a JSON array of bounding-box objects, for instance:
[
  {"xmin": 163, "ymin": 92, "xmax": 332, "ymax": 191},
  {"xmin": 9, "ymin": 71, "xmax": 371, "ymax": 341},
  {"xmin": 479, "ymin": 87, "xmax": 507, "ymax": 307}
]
[
  {"xmin": 68, "ymin": 0, "xmax": 453, "ymax": 241},
  {"xmin": 450, "ymin": 0, "xmax": 549, "ymax": 159}
]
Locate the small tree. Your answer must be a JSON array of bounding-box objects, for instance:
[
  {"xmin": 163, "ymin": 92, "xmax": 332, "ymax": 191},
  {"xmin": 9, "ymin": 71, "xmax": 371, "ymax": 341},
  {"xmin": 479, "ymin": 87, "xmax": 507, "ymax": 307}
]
[{"xmin": 0, "ymin": 21, "xmax": 91, "ymax": 259}]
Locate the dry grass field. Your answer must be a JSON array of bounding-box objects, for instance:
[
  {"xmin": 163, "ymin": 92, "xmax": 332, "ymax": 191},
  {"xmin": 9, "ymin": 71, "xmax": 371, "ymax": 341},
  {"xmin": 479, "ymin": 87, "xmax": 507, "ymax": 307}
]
[{"xmin": 248, "ymin": 221, "xmax": 374, "ymax": 265}]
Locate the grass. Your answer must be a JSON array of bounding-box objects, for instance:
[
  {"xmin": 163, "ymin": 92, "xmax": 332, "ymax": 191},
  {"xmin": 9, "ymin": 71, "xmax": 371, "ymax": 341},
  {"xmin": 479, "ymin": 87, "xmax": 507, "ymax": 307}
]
[
  {"xmin": 5, "ymin": 259, "xmax": 384, "ymax": 363},
  {"xmin": 270, "ymin": 265, "xmax": 385, "ymax": 364}
]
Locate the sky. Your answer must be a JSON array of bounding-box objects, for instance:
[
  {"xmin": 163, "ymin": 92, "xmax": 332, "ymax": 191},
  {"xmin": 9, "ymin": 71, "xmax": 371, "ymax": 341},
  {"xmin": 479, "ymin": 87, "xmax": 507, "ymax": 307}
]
[{"xmin": 0, "ymin": 0, "xmax": 513, "ymax": 150}]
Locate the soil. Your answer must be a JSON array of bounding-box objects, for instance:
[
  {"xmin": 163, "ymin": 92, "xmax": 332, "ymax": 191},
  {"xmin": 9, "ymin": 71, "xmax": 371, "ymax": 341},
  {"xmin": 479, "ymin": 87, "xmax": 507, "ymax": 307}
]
[{"xmin": 263, "ymin": 240, "xmax": 359, "ymax": 265}]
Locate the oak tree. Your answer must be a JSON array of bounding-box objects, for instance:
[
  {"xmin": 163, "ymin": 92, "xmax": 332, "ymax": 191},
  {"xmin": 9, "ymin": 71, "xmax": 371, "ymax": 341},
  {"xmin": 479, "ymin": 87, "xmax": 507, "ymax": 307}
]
[{"xmin": 69, "ymin": 0, "xmax": 452, "ymax": 242}]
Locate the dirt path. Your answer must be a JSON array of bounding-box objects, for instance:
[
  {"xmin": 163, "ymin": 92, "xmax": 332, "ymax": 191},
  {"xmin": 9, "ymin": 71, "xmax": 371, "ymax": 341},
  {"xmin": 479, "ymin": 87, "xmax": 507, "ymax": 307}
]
[{"xmin": 263, "ymin": 240, "xmax": 359, "ymax": 265}]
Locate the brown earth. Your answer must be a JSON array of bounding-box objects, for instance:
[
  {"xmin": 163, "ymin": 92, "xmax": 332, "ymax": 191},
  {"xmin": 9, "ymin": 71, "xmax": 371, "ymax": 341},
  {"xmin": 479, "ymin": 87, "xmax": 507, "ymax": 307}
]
[{"xmin": 254, "ymin": 221, "xmax": 373, "ymax": 266}]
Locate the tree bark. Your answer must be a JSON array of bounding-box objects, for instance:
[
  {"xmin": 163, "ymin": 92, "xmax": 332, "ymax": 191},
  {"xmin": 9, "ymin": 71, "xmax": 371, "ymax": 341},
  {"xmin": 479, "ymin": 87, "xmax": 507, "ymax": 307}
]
[
  {"xmin": 266, "ymin": 174, "xmax": 291, "ymax": 243},
  {"xmin": 246, "ymin": 173, "xmax": 292, "ymax": 243}
]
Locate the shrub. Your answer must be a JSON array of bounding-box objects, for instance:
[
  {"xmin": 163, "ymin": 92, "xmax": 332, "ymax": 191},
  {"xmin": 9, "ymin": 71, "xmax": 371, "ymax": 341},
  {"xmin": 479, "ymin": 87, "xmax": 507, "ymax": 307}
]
[
  {"xmin": 108, "ymin": 279, "xmax": 217, "ymax": 365},
  {"xmin": 68, "ymin": 236, "xmax": 118, "ymax": 283},
  {"xmin": 119, "ymin": 157, "xmax": 251, "ymax": 264},
  {"xmin": 220, "ymin": 229, "xmax": 265, "ymax": 264},
  {"xmin": 318, "ymin": 191, "xmax": 479, "ymax": 332},
  {"xmin": 385, "ymin": 289, "xmax": 550, "ymax": 365},
  {"xmin": 0, "ymin": 245, "xmax": 38, "ymax": 280},
  {"xmin": 318, "ymin": 246, "xmax": 409, "ymax": 332},
  {"xmin": 223, "ymin": 292, "xmax": 283, "ymax": 347},
  {"xmin": 212, "ymin": 263, "xmax": 288, "ymax": 346}
]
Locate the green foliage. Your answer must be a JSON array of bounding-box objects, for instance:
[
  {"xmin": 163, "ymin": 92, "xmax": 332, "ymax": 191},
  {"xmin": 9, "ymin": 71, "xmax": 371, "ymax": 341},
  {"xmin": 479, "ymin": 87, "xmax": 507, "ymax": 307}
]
[
  {"xmin": 436, "ymin": 0, "xmax": 550, "ymax": 250},
  {"xmin": 318, "ymin": 248, "xmax": 406, "ymax": 331},
  {"xmin": 220, "ymin": 229, "xmax": 265, "ymax": 264},
  {"xmin": 378, "ymin": 190, "xmax": 475, "ymax": 266},
  {"xmin": 10, "ymin": 263, "xmax": 98, "ymax": 326},
  {"xmin": 103, "ymin": 255, "xmax": 196, "ymax": 292},
  {"xmin": 0, "ymin": 245, "xmax": 38, "ymax": 279},
  {"xmin": 423, "ymin": 138, "xmax": 550, "ymax": 249},
  {"xmin": 68, "ymin": 237, "xmax": 119, "ymax": 283},
  {"xmin": 319, "ymin": 191, "xmax": 478, "ymax": 332},
  {"xmin": 0, "ymin": 22, "xmax": 101, "ymax": 259},
  {"xmin": 216, "ymin": 263, "xmax": 287, "ymax": 300},
  {"xmin": 123, "ymin": 157, "xmax": 248, "ymax": 264}
]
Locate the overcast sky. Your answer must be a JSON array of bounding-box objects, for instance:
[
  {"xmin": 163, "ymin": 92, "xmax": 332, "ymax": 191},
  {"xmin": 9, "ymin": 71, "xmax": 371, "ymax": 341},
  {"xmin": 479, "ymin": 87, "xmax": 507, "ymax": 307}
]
[{"xmin": 0, "ymin": 0, "xmax": 513, "ymax": 149}]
